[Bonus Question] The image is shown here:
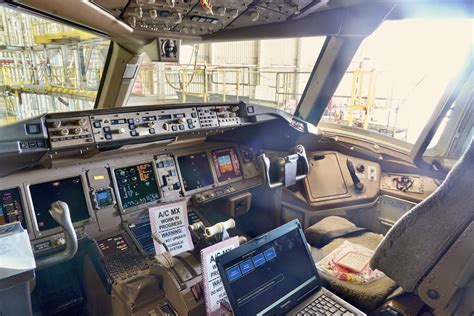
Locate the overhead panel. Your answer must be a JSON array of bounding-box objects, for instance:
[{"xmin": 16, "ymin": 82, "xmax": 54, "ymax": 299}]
[{"xmin": 92, "ymin": 0, "xmax": 319, "ymax": 36}]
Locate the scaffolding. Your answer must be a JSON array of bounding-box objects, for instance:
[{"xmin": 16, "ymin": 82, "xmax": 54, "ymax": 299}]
[
  {"xmin": 0, "ymin": 6, "xmax": 109, "ymax": 125},
  {"xmin": 347, "ymin": 68, "xmax": 377, "ymax": 129}
]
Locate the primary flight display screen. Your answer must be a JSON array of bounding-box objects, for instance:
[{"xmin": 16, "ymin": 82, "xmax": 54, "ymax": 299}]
[
  {"xmin": 178, "ymin": 152, "xmax": 214, "ymax": 192},
  {"xmin": 114, "ymin": 162, "xmax": 160, "ymax": 210},
  {"xmin": 211, "ymin": 147, "xmax": 242, "ymax": 182},
  {"xmin": 29, "ymin": 176, "xmax": 90, "ymax": 231},
  {"xmin": 0, "ymin": 187, "xmax": 26, "ymax": 229}
]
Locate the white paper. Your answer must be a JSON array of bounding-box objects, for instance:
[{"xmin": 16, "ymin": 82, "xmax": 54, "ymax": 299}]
[
  {"xmin": 201, "ymin": 236, "xmax": 239, "ymax": 316},
  {"xmin": 0, "ymin": 225, "xmax": 36, "ymax": 279},
  {"xmin": 148, "ymin": 200, "xmax": 194, "ymax": 256}
]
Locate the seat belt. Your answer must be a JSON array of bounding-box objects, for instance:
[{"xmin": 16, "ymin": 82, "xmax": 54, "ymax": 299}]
[{"xmin": 319, "ymin": 227, "xmax": 369, "ymax": 247}]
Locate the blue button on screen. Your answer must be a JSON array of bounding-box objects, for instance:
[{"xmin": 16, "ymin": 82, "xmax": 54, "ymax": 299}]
[
  {"xmin": 252, "ymin": 253, "xmax": 266, "ymax": 267},
  {"xmin": 264, "ymin": 247, "xmax": 277, "ymax": 261},
  {"xmin": 226, "ymin": 266, "xmax": 242, "ymax": 282},
  {"xmin": 239, "ymin": 259, "xmax": 254, "ymax": 274}
]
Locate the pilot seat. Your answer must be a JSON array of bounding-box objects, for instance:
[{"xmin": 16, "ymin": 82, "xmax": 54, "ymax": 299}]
[{"xmin": 304, "ymin": 140, "xmax": 474, "ymax": 314}]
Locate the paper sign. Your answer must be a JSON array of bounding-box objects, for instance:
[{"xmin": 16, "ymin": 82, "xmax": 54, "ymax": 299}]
[
  {"xmin": 201, "ymin": 237, "xmax": 239, "ymax": 316},
  {"xmin": 149, "ymin": 200, "xmax": 194, "ymax": 256},
  {"xmin": 0, "ymin": 223, "xmax": 36, "ymax": 279}
]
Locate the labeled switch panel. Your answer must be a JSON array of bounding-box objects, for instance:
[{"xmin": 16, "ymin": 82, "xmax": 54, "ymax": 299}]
[
  {"xmin": 156, "ymin": 108, "xmax": 200, "ymax": 133},
  {"xmin": 45, "ymin": 104, "xmax": 244, "ymax": 147},
  {"xmin": 90, "ymin": 108, "xmax": 200, "ymax": 142},
  {"xmin": 197, "ymin": 105, "xmax": 241, "ymax": 128},
  {"xmin": 382, "ymin": 174, "xmax": 424, "ymax": 193},
  {"xmin": 47, "ymin": 116, "xmax": 94, "ymax": 148},
  {"xmin": 215, "ymin": 105, "xmax": 241, "ymax": 127},
  {"xmin": 197, "ymin": 106, "xmax": 219, "ymax": 128},
  {"xmin": 155, "ymin": 154, "xmax": 181, "ymax": 200}
]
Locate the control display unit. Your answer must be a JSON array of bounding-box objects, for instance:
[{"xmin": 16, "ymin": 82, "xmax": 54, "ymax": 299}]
[
  {"xmin": 29, "ymin": 176, "xmax": 90, "ymax": 232},
  {"xmin": 113, "ymin": 162, "xmax": 160, "ymax": 211},
  {"xmin": 97, "ymin": 234, "xmax": 130, "ymax": 256},
  {"xmin": 177, "ymin": 152, "xmax": 214, "ymax": 193},
  {"xmin": 0, "ymin": 187, "xmax": 26, "ymax": 229},
  {"xmin": 211, "ymin": 147, "xmax": 242, "ymax": 182}
]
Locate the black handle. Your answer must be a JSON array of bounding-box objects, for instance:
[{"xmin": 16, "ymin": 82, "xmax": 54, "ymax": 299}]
[{"xmin": 346, "ymin": 159, "xmax": 364, "ymax": 192}]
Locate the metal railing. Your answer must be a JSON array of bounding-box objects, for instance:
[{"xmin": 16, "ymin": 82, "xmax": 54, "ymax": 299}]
[{"xmin": 132, "ymin": 64, "xmax": 313, "ymax": 111}]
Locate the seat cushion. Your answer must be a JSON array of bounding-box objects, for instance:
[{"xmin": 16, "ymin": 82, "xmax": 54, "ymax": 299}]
[{"xmin": 306, "ymin": 217, "xmax": 399, "ymax": 312}]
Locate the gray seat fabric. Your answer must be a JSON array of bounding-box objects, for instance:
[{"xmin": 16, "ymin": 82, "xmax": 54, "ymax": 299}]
[
  {"xmin": 370, "ymin": 140, "xmax": 474, "ymax": 292},
  {"xmin": 306, "ymin": 216, "xmax": 398, "ymax": 312}
]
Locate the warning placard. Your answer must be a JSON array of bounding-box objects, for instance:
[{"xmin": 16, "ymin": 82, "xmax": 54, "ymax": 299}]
[
  {"xmin": 149, "ymin": 200, "xmax": 194, "ymax": 256},
  {"xmin": 201, "ymin": 237, "xmax": 239, "ymax": 316}
]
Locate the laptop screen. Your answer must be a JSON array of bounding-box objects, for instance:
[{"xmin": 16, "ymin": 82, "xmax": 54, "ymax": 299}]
[{"xmin": 216, "ymin": 220, "xmax": 319, "ymax": 316}]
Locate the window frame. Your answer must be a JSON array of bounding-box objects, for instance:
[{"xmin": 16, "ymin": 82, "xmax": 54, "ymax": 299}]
[{"xmin": 410, "ymin": 60, "xmax": 473, "ymax": 173}]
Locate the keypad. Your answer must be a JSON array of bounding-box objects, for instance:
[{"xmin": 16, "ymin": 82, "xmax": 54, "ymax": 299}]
[
  {"xmin": 296, "ymin": 293, "xmax": 354, "ymax": 316},
  {"xmin": 103, "ymin": 250, "xmax": 149, "ymax": 282}
]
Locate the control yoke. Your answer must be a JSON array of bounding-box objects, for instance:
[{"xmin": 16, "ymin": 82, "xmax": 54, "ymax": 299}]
[
  {"xmin": 36, "ymin": 201, "xmax": 78, "ymax": 270},
  {"xmin": 257, "ymin": 144, "xmax": 309, "ymax": 189}
]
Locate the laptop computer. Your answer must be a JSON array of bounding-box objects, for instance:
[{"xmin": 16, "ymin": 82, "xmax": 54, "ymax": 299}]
[{"xmin": 216, "ymin": 219, "xmax": 365, "ymax": 316}]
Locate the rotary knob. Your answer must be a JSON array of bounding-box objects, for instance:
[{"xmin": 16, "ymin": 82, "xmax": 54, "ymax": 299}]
[
  {"xmin": 54, "ymin": 128, "xmax": 69, "ymax": 136},
  {"xmin": 71, "ymin": 118, "xmax": 87, "ymax": 126},
  {"xmin": 162, "ymin": 122, "xmax": 171, "ymax": 131},
  {"xmin": 70, "ymin": 127, "xmax": 82, "ymax": 135},
  {"xmin": 112, "ymin": 128, "xmax": 126, "ymax": 135},
  {"xmin": 141, "ymin": 121, "xmax": 155, "ymax": 128},
  {"xmin": 54, "ymin": 237, "xmax": 66, "ymax": 246},
  {"xmin": 49, "ymin": 120, "xmax": 61, "ymax": 128}
]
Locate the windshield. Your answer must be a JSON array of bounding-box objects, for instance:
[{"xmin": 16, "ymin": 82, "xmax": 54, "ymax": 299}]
[
  {"xmin": 0, "ymin": 6, "xmax": 110, "ymax": 126},
  {"xmin": 129, "ymin": 37, "xmax": 325, "ymax": 114},
  {"xmin": 319, "ymin": 18, "xmax": 473, "ymax": 148}
]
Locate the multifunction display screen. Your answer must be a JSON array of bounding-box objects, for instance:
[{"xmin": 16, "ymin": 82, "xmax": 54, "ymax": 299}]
[
  {"xmin": 97, "ymin": 234, "xmax": 130, "ymax": 256},
  {"xmin": 177, "ymin": 152, "xmax": 214, "ymax": 192},
  {"xmin": 128, "ymin": 220, "xmax": 154, "ymax": 254},
  {"xmin": 29, "ymin": 176, "xmax": 90, "ymax": 231},
  {"xmin": 211, "ymin": 147, "xmax": 242, "ymax": 182},
  {"xmin": 114, "ymin": 162, "xmax": 160, "ymax": 210},
  {"xmin": 0, "ymin": 187, "xmax": 26, "ymax": 229}
]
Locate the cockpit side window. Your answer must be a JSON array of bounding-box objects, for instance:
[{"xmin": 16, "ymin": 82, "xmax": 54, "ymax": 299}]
[
  {"xmin": 0, "ymin": 6, "xmax": 111, "ymax": 126},
  {"xmin": 318, "ymin": 18, "xmax": 472, "ymax": 150}
]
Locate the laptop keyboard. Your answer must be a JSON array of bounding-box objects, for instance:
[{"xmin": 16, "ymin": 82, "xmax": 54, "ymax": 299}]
[{"xmin": 296, "ymin": 293, "xmax": 355, "ymax": 316}]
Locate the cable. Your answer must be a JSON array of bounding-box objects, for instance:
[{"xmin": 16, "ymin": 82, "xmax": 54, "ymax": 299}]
[
  {"xmin": 164, "ymin": 44, "xmax": 200, "ymax": 91},
  {"xmin": 393, "ymin": 176, "xmax": 414, "ymax": 192}
]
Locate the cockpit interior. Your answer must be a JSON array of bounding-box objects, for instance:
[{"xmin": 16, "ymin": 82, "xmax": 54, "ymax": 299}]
[{"xmin": 0, "ymin": 0, "xmax": 472, "ymax": 315}]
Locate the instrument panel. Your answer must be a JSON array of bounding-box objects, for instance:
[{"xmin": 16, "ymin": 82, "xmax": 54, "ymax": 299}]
[
  {"xmin": 0, "ymin": 102, "xmax": 312, "ymax": 256},
  {"xmin": 0, "ymin": 142, "xmax": 261, "ymax": 254}
]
